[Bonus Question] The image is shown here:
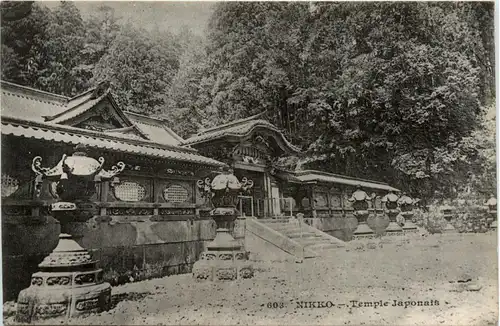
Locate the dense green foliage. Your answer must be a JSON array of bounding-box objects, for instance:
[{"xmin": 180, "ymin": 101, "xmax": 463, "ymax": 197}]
[
  {"xmin": 197, "ymin": 2, "xmax": 496, "ymax": 200},
  {"xmin": 1, "ymin": 2, "xmax": 186, "ymax": 114},
  {"xmin": 1, "ymin": 2, "xmax": 495, "ymax": 200}
]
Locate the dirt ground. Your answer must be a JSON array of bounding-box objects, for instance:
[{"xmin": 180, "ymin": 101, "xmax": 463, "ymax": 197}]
[{"xmin": 4, "ymin": 232, "xmax": 498, "ymax": 325}]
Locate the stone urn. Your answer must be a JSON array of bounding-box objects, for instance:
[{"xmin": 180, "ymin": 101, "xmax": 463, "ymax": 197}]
[
  {"xmin": 349, "ymin": 185, "xmax": 375, "ymax": 239},
  {"xmin": 15, "ymin": 146, "xmax": 125, "ymax": 323},
  {"xmin": 382, "ymin": 191, "xmax": 403, "ymax": 235},
  {"xmin": 192, "ymin": 168, "xmax": 254, "ymax": 281},
  {"xmin": 398, "ymin": 193, "xmax": 418, "ymax": 233}
]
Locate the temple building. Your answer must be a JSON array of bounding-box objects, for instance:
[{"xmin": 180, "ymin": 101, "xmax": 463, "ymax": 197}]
[{"xmin": 1, "ymin": 80, "xmax": 399, "ymax": 300}]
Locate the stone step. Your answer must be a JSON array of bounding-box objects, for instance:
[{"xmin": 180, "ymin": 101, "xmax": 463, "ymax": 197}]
[
  {"xmin": 296, "ymin": 238, "xmax": 330, "ymax": 246},
  {"xmin": 286, "ymin": 232, "xmax": 319, "ymax": 238},
  {"xmin": 259, "ymin": 218, "xmax": 292, "ymax": 224},
  {"xmin": 307, "ymin": 242, "xmax": 344, "ymax": 251},
  {"xmin": 268, "ymin": 225, "xmax": 305, "ymax": 233},
  {"xmin": 287, "ymin": 234, "xmax": 322, "ymax": 242}
]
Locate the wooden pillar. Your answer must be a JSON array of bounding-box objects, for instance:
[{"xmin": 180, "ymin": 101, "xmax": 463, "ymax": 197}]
[
  {"xmin": 308, "ymin": 186, "xmax": 317, "ymax": 219},
  {"xmin": 263, "ymin": 173, "xmax": 272, "ymax": 217},
  {"xmin": 99, "ymin": 181, "xmax": 108, "ymax": 216}
]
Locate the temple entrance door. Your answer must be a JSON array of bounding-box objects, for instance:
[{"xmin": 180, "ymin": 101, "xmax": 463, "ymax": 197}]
[{"xmin": 271, "ymin": 186, "xmax": 281, "ymax": 217}]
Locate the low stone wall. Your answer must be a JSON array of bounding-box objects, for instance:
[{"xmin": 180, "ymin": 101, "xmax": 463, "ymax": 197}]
[
  {"xmin": 304, "ymin": 213, "xmax": 391, "ymax": 241},
  {"xmin": 2, "ymin": 215, "xmax": 216, "ymax": 302}
]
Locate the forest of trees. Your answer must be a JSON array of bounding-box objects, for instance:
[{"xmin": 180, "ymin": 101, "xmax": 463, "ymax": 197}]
[{"xmin": 1, "ymin": 1, "xmax": 495, "ymax": 201}]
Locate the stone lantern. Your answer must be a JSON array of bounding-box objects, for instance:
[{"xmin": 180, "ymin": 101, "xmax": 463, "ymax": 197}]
[
  {"xmin": 398, "ymin": 193, "xmax": 418, "ymax": 233},
  {"xmin": 349, "ymin": 185, "xmax": 374, "ymax": 238},
  {"xmin": 440, "ymin": 203, "xmax": 456, "ymax": 233},
  {"xmin": 382, "ymin": 190, "xmax": 403, "ymax": 235},
  {"xmin": 192, "ymin": 167, "xmax": 254, "ymax": 281},
  {"xmin": 15, "ymin": 146, "xmax": 125, "ymax": 323},
  {"xmin": 486, "ymin": 195, "xmax": 497, "ymax": 229}
]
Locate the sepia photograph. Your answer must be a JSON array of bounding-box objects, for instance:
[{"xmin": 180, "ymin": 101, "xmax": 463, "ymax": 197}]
[{"xmin": 0, "ymin": 1, "xmax": 497, "ymax": 325}]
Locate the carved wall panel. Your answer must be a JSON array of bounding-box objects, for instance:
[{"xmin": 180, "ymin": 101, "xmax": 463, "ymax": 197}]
[
  {"xmin": 314, "ymin": 192, "xmax": 328, "ymax": 208},
  {"xmin": 233, "ymin": 145, "xmax": 269, "ymax": 165},
  {"xmin": 158, "ymin": 208, "xmax": 195, "ymax": 216},
  {"xmin": 343, "ymin": 193, "xmax": 353, "ymax": 208},
  {"xmin": 108, "ymin": 208, "xmax": 154, "ymax": 216},
  {"xmin": 329, "ymin": 193, "xmax": 342, "ymax": 209}
]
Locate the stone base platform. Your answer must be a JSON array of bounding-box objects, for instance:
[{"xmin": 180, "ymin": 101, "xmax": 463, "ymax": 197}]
[
  {"xmin": 353, "ymin": 223, "xmax": 375, "ymax": 239},
  {"xmin": 402, "ymin": 221, "xmax": 418, "ymax": 234},
  {"xmin": 386, "ymin": 221, "xmax": 403, "ymax": 235},
  {"xmin": 16, "ymin": 280, "xmax": 111, "ymax": 323},
  {"xmin": 192, "ymin": 251, "xmax": 254, "ymax": 281}
]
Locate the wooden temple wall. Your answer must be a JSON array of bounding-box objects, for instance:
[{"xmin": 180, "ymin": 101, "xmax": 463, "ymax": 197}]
[{"xmin": 1, "ymin": 137, "xmax": 217, "ymax": 301}]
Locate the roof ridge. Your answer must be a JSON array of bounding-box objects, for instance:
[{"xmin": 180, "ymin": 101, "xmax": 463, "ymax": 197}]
[
  {"xmin": 44, "ymin": 89, "xmax": 110, "ymax": 122},
  {"xmin": 66, "ymin": 86, "xmax": 97, "ymax": 102},
  {"xmin": 197, "ymin": 112, "xmax": 267, "ymax": 135},
  {"xmin": 294, "ymin": 169, "xmax": 390, "ymax": 186},
  {"xmin": 105, "ymin": 126, "xmax": 135, "ymax": 133},
  {"xmin": 124, "ymin": 111, "xmax": 165, "ymax": 122},
  {"xmin": 1, "ymin": 80, "xmax": 69, "ymax": 106}
]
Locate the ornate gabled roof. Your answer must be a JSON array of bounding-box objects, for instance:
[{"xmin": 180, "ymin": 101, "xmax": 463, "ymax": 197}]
[
  {"xmin": 0, "ymin": 80, "xmax": 185, "ymax": 147},
  {"xmin": 277, "ymin": 169, "xmax": 400, "ymax": 192},
  {"xmin": 1, "ymin": 116, "xmax": 225, "ymax": 167},
  {"xmin": 183, "ymin": 113, "xmax": 301, "ymax": 155}
]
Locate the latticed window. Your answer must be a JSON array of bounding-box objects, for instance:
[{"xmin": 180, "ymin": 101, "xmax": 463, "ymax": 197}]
[
  {"xmin": 114, "ymin": 181, "xmax": 146, "ymax": 202},
  {"xmin": 1, "ymin": 174, "xmax": 19, "ymax": 198},
  {"xmin": 163, "ymin": 184, "xmax": 189, "ymax": 203}
]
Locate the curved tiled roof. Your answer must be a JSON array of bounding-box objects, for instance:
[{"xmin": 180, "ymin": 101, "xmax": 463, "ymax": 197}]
[
  {"xmin": 183, "ymin": 115, "xmax": 301, "ymax": 154},
  {"xmin": 125, "ymin": 111, "xmax": 184, "ymax": 146},
  {"xmin": 1, "ymin": 81, "xmax": 68, "ymax": 121},
  {"xmin": 1, "ymin": 116, "xmax": 225, "ymax": 167},
  {"xmin": 281, "ymin": 169, "xmax": 400, "ymax": 192}
]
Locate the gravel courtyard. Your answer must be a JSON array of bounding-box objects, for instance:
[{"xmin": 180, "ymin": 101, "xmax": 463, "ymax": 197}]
[{"xmin": 5, "ymin": 233, "xmax": 498, "ymax": 325}]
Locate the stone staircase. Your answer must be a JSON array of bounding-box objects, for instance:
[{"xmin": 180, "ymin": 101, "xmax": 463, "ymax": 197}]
[{"xmin": 245, "ymin": 218, "xmax": 345, "ymax": 261}]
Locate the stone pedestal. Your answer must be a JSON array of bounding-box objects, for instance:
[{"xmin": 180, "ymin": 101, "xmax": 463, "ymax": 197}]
[
  {"xmin": 193, "ymin": 209, "xmax": 253, "ymax": 281},
  {"xmin": 353, "ymin": 210, "xmax": 375, "ymax": 239},
  {"xmin": 385, "ymin": 209, "xmax": 403, "ymax": 235},
  {"xmin": 233, "ymin": 216, "xmax": 247, "ymax": 246},
  {"xmin": 401, "ymin": 211, "xmax": 418, "ymax": 233},
  {"xmin": 16, "ymin": 150, "xmax": 124, "ymax": 322},
  {"xmin": 15, "ymin": 234, "xmax": 111, "ymax": 323},
  {"xmin": 440, "ymin": 205, "xmax": 457, "ymax": 233}
]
